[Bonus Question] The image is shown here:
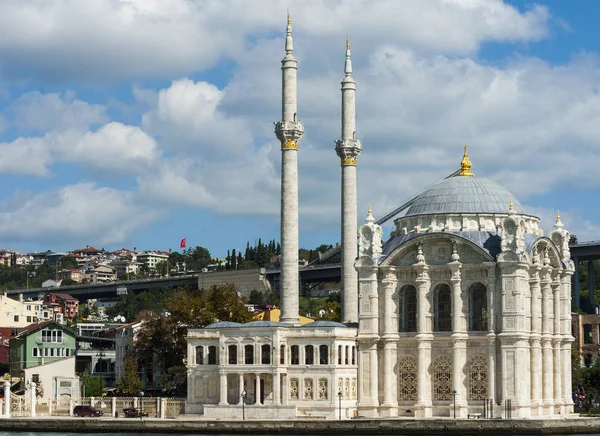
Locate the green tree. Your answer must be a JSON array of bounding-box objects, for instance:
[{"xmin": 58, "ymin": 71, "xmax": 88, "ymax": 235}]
[
  {"xmin": 132, "ymin": 284, "xmax": 252, "ymax": 393},
  {"xmin": 115, "ymin": 357, "xmax": 143, "ymax": 394},
  {"xmin": 81, "ymin": 370, "xmax": 105, "ymax": 397}
]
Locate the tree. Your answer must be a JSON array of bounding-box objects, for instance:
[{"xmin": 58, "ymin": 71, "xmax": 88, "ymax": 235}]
[
  {"xmin": 132, "ymin": 284, "xmax": 253, "ymax": 393},
  {"xmin": 81, "ymin": 370, "xmax": 105, "ymax": 397},
  {"xmin": 115, "ymin": 357, "xmax": 143, "ymax": 394}
]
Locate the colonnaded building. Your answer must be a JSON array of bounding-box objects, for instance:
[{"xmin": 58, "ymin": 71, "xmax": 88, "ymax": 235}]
[{"xmin": 185, "ymin": 17, "xmax": 574, "ymax": 419}]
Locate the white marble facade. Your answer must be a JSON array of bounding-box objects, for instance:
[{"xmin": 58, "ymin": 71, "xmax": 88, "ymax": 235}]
[
  {"xmin": 355, "ymin": 156, "xmax": 574, "ymax": 418},
  {"xmin": 185, "ymin": 321, "xmax": 358, "ymax": 419}
]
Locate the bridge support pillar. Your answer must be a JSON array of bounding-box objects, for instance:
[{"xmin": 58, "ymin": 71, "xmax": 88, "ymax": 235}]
[
  {"xmin": 589, "ymin": 260, "xmax": 595, "ymax": 310},
  {"xmin": 573, "ymin": 257, "xmax": 580, "ymax": 310}
]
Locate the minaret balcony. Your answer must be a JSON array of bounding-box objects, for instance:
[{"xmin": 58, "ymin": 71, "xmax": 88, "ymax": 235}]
[
  {"xmin": 275, "ymin": 120, "xmax": 305, "ymax": 145},
  {"xmin": 335, "ymin": 139, "xmax": 363, "ymax": 159}
]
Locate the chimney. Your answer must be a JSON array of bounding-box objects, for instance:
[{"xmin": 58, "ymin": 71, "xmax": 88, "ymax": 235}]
[
  {"xmin": 18, "ymin": 293, "xmax": 23, "ymax": 302},
  {"xmin": 134, "ymin": 247, "xmax": 137, "ymax": 252},
  {"xmin": 86, "ymin": 245, "xmax": 89, "ymax": 249}
]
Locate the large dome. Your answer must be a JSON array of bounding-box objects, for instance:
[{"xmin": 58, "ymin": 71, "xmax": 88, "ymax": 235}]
[{"xmin": 405, "ymin": 175, "xmax": 526, "ymax": 217}]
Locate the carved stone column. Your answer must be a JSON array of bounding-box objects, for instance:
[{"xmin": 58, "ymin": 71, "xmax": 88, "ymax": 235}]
[
  {"xmin": 552, "ymin": 272, "xmax": 562, "ymax": 410},
  {"xmin": 541, "ymin": 263, "xmax": 554, "ymax": 411},
  {"xmin": 413, "ymin": 244, "xmax": 432, "ymax": 418},
  {"xmin": 273, "ymin": 371, "xmax": 281, "ymax": 406},
  {"xmin": 218, "ymin": 371, "xmax": 228, "ymax": 405},
  {"xmin": 529, "ymin": 256, "xmax": 542, "ymax": 412},
  {"xmin": 380, "ymin": 267, "xmax": 398, "ymax": 416},
  {"xmin": 449, "ymin": 245, "xmax": 466, "ymax": 416},
  {"xmin": 238, "ymin": 374, "xmax": 244, "ymax": 405},
  {"xmin": 484, "ymin": 263, "xmax": 497, "ymax": 403},
  {"xmin": 561, "ymin": 270, "xmax": 574, "ymax": 410}
]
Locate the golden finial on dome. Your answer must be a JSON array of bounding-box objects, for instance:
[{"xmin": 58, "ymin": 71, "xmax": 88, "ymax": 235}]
[
  {"xmin": 459, "ymin": 145, "xmax": 474, "ymax": 176},
  {"xmin": 509, "ymin": 197, "xmax": 513, "ymax": 209},
  {"xmin": 287, "ymin": 10, "xmax": 291, "ymax": 26},
  {"xmin": 368, "ymin": 204, "xmax": 372, "ymax": 215},
  {"xmin": 346, "ymin": 37, "xmax": 350, "ymax": 50},
  {"xmin": 556, "ymin": 210, "xmax": 561, "ymax": 221}
]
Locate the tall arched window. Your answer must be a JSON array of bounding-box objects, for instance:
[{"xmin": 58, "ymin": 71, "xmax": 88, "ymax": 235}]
[
  {"xmin": 433, "ymin": 355, "xmax": 453, "ymax": 400},
  {"xmin": 434, "ymin": 284, "xmax": 452, "ymax": 332},
  {"xmin": 469, "ymin": 283, "xmax": 488, "ymax": 331},
  {"xmin": 261, "ymin": 344, "xmax": 271, "ymax": 364},
  {"xmin": 244, "ymin": 344, "xmax": 254, "ymax": 364},
  {"xmin": 208, "ymin": 345, "xmax": 218, "ymax": 365},
  {"xmin": 291, "ymin": 345, "xmax": 299, "ymax": 365},
  {"xmin": 305, "ymin": 345, "xmax": 314, "ymax": 365},
  {"xmin": 228, "ymin": 345, "xmax": 237, "ymax": 364},
  {"xmin": 345, "ymin": 346, "xmax": 349, "ymax": 365},
  {"xmin": 195, "ymin": 346, "xmax": 204, "ymax": 365},
  {"xmin": 338, "ymin": 345, "xmax": 342, "ymax": 364},
  {"xmin": 398, "ymin": 356, "xmax": 417, "ymax": 401},
  {"xmin": 399, "ymin": 285, "xmax": 417, "ymax": 332},
  {"xmin": 280, "ymin": 345, "xmax": 285, "ymax": 364},
  {"xmin": 351, "ymin": 346, "xmax": 356, "ymax": 365},
  {"xmin": 468, "ymin": 355, "xmax": 488, "ymax": 400},
  {"xmin": 319, "ymin": 345, "xmax": 328, "ymax": 365}
]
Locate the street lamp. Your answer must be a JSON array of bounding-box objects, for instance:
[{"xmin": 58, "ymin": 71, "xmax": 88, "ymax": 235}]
[
  {"xmin": 338, "ymin": 390, "xmax": 343, "ymax": 420},
  {"xmin": 452, "ymin": 389, "xmax": 457, "ymax": 419},
  {"xmin": 139, "ymin": 391, "xmax": 144, "ymax": 420},
  {"xmin": 241, "ymin": 390, "xmax": 247, "ymax": 421}
]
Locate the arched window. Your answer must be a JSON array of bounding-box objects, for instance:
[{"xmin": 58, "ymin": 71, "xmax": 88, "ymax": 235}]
[
  {"xmin": 244, "ymin": 344, "xmax": 254, "ymax": 364},
  {"xmin": 398, "ymin": 356, "xmax": 417, "ymax": 401},
  {"xmin": 345, "ymin": 345, "xmax": 349, "ymax": 365},
  {"xmin": 434, "ymin": 284, "xmax": 452, "ymax": 332},
  {"xmin": 338, "ymin": 345, "xmax": 342, "ymax": 364},
  {"xmin": 261, "ymin": 344, "xmax": 270, "ymax": 364},
  {"xmin": 228, "ymin": 345, "xmax": 237, "ymax": 364},
  {"xmin": 280, "ymin": 345, "xmax": 285, "ymax": 364},
  {"xmin": 468, "ymin": 355, "xmax": 488, "ymax": 400},
  {"xmin": 469, "ymin": 283, "xmax": 488, "ymax": 331},
  {"xmin": 291, "ymin": 345, "xmax": 299, "ymax": 365},
  {"xmin": 351, "ymin": 346, "xmax": 356, "ymax": 365},
  {"xmin": 195, "ymin": 346, "xmax": 204, "ymax": 365},
  {"xmin": 399, "ymin": 285, "xmax": 418, "ymax": 332},
  {"xmin": 319, "ymin": 345, "xmax": 328, "ymax": 365},
  {"xmin": 208, "ymin": 345, "xmax": 218, "ymax": 365},
  {"xmin": 305, "ymin": 345, "xmax": 314, "ymax": 365},
  {"xmin": 433, "ymin": 355, "xmax": 453, "ymax": 400}
]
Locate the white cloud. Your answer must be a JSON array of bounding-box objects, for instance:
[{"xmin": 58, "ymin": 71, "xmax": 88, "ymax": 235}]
[
  {"xmin": 0, "ymin": 122, "xmax": 160, "ymax": 175},
  {"xmin": 7, "ymin": 90, "xmax": 107, "ymax": 132},
  {"xmin": 141, "ymin": 78, "xmax": 251, "ymax": 154},
  {"xmin": 0, "ymin": 0, "xmax": 550, "ymax": 81},
  {"xmin": 0, "ymin": 183, "xmax": 160, "ymax": 245}
]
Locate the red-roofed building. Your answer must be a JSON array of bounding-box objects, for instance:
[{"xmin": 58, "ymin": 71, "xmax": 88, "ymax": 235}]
[
  {"xmin": 43, "ymin": 293, "xmax": 79, "ymax": 321},
  {"xmin": 72, "ymin": 245, "xmax": 103, "ymax": 256}
]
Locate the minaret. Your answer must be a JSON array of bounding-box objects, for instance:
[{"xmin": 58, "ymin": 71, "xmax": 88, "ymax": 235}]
[
  {"xmin": 335, "ymin": 39, "xmax": 362, "ymax": 323},
  {"xmin": 275, "ymin": 12, "xmax": 304, "ymax": 325}
]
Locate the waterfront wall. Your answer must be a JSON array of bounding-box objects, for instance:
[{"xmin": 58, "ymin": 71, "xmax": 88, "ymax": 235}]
[{"xmin": 1, "ymin": 416, "xmax": 600, "ymax": 434}]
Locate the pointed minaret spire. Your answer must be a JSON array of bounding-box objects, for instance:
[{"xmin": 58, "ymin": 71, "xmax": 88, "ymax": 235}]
[
  {"xmin": 286, "ymin": 10, "xmax": 293, "ymax": 55},
  {"xmin": 275, "ymin": 11, "xmax": 304, "ymax": 325},
  {"xmin": 345, "ymin": 37, "xmax": 352, "ymax": 77},
  {"xmin": 335, "ymin": 38, "xmax": 362, "ymax": 324},
  {"xmin": 554, "ymin": 210, "xmax": 564, "ymax": 229}
]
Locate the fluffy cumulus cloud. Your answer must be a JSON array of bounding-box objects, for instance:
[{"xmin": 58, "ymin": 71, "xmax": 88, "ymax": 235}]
[
  {"xmin": 1, "ymin": 0, "xmax": 599, "ymax": 247},
  {"xmin": 5, "ymin": 90, "xmax": 107, "ymax": 133},
  {"xmin": 0, "ymin": 0, "xmax": 549, "ymax": 81},
  {"xmin": 0, "ymin": 122, "xmax": 160, "ymax": 175},
  {"xmin": 0, "ymin": 183, "xmax": 159, "ymax": 244}
]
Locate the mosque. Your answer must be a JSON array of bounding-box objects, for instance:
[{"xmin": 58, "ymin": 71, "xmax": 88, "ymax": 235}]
[{"xmin": 185, "ymin": 16, "xmax": 575, "ymax": 419}]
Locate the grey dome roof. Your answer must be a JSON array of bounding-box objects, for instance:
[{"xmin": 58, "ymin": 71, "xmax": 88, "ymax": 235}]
[
  {"xmin": 205, "ymin": 321, "xmax": 242, "ymax": 329},
  {"xmin": 300, "ymin": 321, "xmax": 349, "ymax": 328},
  {"xmin": 404, "ymin": 176, "xmax": 526, "ymax": 217}
]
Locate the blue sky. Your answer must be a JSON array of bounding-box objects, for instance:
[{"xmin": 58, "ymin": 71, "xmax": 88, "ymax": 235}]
[{"xmin": 0, "ymin": 0, "xmax": 599, "ymax": 258}]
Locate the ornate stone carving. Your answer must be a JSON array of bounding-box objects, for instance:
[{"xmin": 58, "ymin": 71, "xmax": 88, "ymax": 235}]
[
  {"xmin": 398, "ymin": 356, "xmax": 418, "ymax": 401},
  {"xmin": 290, "ymin": 378, "xmax": 299, "ymax": 400},
  {"xmin": 433, "ymin": 355, "xmax": 453, "ymax": 401},
  {"xmin": 318, "ymin": 378, "xmax": 328, "ymax": 400},
  {"xmin": 468, "ymin": 356, "xmax": 488, "ymax": 400}
]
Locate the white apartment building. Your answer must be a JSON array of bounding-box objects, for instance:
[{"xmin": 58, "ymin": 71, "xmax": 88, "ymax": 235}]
[
  {"xmin": 136, "ymin": 252, "xmax": 169, "ymax": 270},
  {"xmin": 0, "ymin": 293, "xmax": 45, "ymax": 327}
]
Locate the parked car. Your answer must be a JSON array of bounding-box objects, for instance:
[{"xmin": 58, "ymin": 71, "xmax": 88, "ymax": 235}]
[
  {"xmin": 73, "ymin": 405, "xmax": 103, "ymax": 417},
  {"xmin": 123, "ymin": 408, "xmax": 149, "ymax": 418}
]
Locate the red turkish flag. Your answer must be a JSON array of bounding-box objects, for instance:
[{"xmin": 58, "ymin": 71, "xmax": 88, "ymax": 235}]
[{"xmin": 180, "ymin": 238, "xmax": 186, "ymax": 249}]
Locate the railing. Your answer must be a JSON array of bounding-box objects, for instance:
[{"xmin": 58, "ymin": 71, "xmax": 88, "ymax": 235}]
[{"xmin": 47, "ymin": 396, "xmax": 186, "ymax": 419}]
